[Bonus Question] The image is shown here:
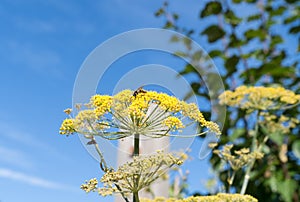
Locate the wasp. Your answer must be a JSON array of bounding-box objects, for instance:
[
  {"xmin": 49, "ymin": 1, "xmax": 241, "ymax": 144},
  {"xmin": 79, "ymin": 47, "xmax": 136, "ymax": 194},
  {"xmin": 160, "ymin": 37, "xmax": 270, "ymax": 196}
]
[{"xmin": 133, "ymin": 86, "xmax": 147, "ymax": 97}]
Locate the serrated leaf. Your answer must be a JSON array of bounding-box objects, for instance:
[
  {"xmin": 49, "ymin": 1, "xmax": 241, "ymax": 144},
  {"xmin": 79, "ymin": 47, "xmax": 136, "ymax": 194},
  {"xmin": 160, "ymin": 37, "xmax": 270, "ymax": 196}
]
[
  {"xmin": 200, "ymin": 2, "xmax": 222, "ymax": 18},
  {"xmin": 201, "ymin": 25, "xmax": 225, "ymax": 43},
  {"xmin": 292, "ymin": 140, "xmax": 300, "ymax": 159}
]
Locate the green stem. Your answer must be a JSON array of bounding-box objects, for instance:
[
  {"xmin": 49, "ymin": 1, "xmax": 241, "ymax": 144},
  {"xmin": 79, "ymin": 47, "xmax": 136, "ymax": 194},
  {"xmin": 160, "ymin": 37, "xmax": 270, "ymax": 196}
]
[
  {"xmin": 228, "ymin": 171, "xmax": 236, "ymax": 193},
  {"xmin": 240, "ymin": 110, "xmax": 259, "ymax": 194},
  {"xmin": 134, "ymin": 134, "xmax": 140, "ymax": 156},
  {"xmin": 133, "ymin": 191, "xmax": 140, "ymax": 202},
  {"xmin": 133, "ymin": 134, "xmax": 140, "ymax": 202}
]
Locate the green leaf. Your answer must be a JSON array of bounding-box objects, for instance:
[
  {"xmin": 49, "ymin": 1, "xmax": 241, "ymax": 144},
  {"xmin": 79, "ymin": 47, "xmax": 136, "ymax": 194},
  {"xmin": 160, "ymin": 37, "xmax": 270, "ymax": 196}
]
[
  {"xmin": 292, "ymin": 140, "xmax": 300, "ymax": 159},
  {"xmin": 270, "ymin": 6, "xmax": 286, "ymax": 16},
  {"xmin": 269, "ymin": 131, "xmax": 284, "ymax": 145},
  {"xmin": 170, "ymin": 35, "xmax": 180, "ymax": 42},
  {"xmin": 284, "ymin": 15, "xmax": 298, "ymax": 24},
  {"xmin": 225, "ymin": 55, "xmax": 240, "ymax": 75},
  {"xmin": 247, "ymin": 14, "xmax": 261, "ymax": 22},
  {"xmin": 246, "ymin": 0, "xmax": 257, "ymax": 3},
  {"xmin": 278, "ymin": 179, "xmax": 297, "ymax": 202},
  {"xmin": 244, "ymin": 29, "xmax": 267, "ymax": 41},
  {"xmin": 270, "ymin": 35, "xmax": 283, "ymax": 48},
  {"xmin": 228, "ymin": 34, "xmax": 246, "ymax": 47},
  {"xmin": 154, "ymin": 8, "xmax": 165, "ymax": 17},
  {"xmin": 201, "ymin": 25, "xmax": 225, "ymax": 43},
  {"xmin": 232, "ymin": 0, "xmax": 242, "ymax": 3},
  {"xmin": 209, "ymin": 50, "xmax": 223, "ymax": 58},
  {"xmin": 289, "ymin": 25, "xmax": 300, "ymax": 34},
  {"xmin": 224, "ymin": 10, "xmax": 242, "ymax": 26},
  {"xmin": 200, "ymin": 2, "xmax": 222, "ymax": 18},
  {"xmin": 179, "ymin": 64, "xmax": 195, "ymax": 75},
  {"xmin": 229, "ymin": 128, "xmax": 245, "ymax": 141}
]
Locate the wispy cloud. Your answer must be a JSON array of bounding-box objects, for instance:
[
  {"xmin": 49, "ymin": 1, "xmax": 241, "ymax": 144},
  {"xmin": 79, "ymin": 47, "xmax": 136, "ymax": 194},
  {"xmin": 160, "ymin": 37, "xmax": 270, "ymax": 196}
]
[
  {"xmin": 0, "ymin": 167, "xmax": 76, "ymax": 191},
  {"xmin": 0, "ymin": 146, "xmax": 34, "ymax": 169}
]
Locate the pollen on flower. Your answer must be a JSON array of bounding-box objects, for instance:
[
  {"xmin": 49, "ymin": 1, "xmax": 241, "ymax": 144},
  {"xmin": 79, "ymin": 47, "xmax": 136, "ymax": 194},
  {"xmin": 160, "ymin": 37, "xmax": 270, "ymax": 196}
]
[
  {"xmin": 163, "ymin": 116, "xmax": 184, "ymax": 130},
  {"xmin": 59, "ymin": 118, "xmax": 76, "ymax": 134},
  {"xmin": 80, "ymin": 178, "xmax": 98, "ymax": 193}
]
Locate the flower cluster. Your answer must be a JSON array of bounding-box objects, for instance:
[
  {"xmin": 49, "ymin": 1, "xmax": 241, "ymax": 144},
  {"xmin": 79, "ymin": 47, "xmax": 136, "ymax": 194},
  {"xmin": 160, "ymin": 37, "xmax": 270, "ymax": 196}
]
[
  {"xmin": 259, "ymin": 112, "xmax": 299, "ymax": 135},
  {"xmin": 219, "ymin": 86, "xmax": 300, "ymax": 111},
  {"xmin": 59, "ymin": 89, "xmax": 221, "ymax": 139},
  {"xmin": 140, "ymin": 193, "xmax": 258, "ymax": 202},
  {"xmin": 80, "ymin": 151, "xmax": 187, "ymax": 197},
  {"xmin": 213, "ymin": 145, "xmax": 264, "ymax": 171}
]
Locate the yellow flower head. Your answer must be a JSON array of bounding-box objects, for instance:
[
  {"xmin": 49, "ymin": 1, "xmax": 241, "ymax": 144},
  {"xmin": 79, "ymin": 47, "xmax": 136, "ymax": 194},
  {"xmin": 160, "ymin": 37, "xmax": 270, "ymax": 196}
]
[
  {"xmin": 219, "ymin": 85, "xmax": 300, "ymax": 111},
  {"xmin": 59, "ymin": 89, "xmax": 221, "ymax": 138}
]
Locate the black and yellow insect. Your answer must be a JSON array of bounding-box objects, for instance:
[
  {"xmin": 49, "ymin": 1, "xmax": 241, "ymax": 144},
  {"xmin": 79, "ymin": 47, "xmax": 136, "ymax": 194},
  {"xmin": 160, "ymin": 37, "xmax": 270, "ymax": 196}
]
[{"xmin": 133, "ymin": 86, "xmax": 147, "ymax": 98}]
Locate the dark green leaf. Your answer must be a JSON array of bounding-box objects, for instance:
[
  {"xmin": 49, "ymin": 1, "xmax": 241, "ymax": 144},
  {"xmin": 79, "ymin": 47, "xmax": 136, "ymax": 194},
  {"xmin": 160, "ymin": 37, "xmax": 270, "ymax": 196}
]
[
  {"xmin": 247, "ymin": 14, "xmax": 261, "ymax": 22},
  {"xmin": 225, "ymin": 55, "xmax": 240, "ymax": 75},
  {"xmin": 179, "ymin": 64, "xmax": 196, "ymax": 75},
  {"xmin": 270, "ymin": 35, "xmax": 283, "ymax": 48},
  {"xmin": 270, "ymin": 6, "xmax": 286, "ymax": 16},
  {"xmin": 201, "ymin": 25, "xmax": 225, "ymax": 43},
  {"xmin": 155, "ymin": 8, "xmax": 165, "ymax": 17},
  {"xmin": 224, "ymin": 10, "xmax": 242, "ymax": 26},
  {"xmin": 200, "ymin": 2, "xmax": 222, "ymax": 18},
  {"xmin": 246, "ymin": 0, "xmax": 257, "ymax": 3},
  {"xmin": 209, "ymin": 50, "xmax": 223, "ymax": 58},
  {"xmin": 289, "ymin": 25, "xmax": 300, "ymax": 34},
  {"xmin": 232, "ymin": 0, "xmax": 242, "ymax": 3},
  {"xmin": 244, "ymin": 29, "xmax": 267, "ymax": 41},
  {"xmin": 285, "ymin": 0, "xmax": 298, "ymax": 3},
  {"xmin": 284, "ymin": 15, "xmax": 298, "ymax": 24},
  {"xmin": 228, "ymin": 34, "xmax": 246, "ymax": 48}
]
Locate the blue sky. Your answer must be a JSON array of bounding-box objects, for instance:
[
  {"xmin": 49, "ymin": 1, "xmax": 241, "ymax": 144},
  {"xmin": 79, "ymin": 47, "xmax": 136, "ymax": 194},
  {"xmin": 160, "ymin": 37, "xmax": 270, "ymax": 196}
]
[{"xmin": 0, "ymin": 1, "xmax": 221, "ymax": 202}]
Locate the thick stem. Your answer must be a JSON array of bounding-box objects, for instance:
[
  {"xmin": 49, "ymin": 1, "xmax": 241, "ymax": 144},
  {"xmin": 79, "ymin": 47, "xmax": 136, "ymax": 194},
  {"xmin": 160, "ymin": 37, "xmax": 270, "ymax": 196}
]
[
  {"xmin": 134, "ymin": 134, "xmax": 140, "ymax": 156},
  {"xmin": 133, "ymin": 134, "xmax": 140, "ymax": 202},
  {"xmin": 133, "ymin": 191, "xmax": 140, "ymax": 202}
]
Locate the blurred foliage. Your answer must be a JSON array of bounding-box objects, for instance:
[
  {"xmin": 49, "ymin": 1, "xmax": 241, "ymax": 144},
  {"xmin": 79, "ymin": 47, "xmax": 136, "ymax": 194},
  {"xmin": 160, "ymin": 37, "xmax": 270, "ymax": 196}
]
[{"xmin": 155, "ymin": 0, "xmax": 300, "ymax": 201}]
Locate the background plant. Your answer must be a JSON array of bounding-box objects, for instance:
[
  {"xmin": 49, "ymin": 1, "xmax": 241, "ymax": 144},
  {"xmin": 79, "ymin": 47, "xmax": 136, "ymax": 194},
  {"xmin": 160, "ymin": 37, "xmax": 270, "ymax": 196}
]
[{"xmin": 155, "ymin": 1, "xmax": 300, "ymax": 201}]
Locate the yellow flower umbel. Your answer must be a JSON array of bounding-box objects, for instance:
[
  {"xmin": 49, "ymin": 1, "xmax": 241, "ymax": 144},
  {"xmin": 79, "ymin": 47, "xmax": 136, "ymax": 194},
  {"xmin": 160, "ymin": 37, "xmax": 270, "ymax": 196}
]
[
  {"xmin": 219, "ymin": 85, "xmax": 300, "ymax": 111},
  {"xmin": 59, "ymin": 89, "xmax": 221, "ymax": 139}
]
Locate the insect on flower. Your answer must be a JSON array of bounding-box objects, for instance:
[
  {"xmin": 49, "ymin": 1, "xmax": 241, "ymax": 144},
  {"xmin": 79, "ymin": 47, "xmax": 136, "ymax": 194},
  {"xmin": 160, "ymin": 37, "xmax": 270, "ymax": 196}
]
[{"xmin": 133, "ymin": 86, "xmax": 147, "ymax": 98}]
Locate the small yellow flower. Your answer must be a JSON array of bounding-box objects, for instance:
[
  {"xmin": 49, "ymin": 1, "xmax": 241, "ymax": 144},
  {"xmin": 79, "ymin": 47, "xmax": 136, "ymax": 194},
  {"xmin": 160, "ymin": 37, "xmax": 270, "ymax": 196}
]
[{"xmin": 59, "ymin": 119, "xmax": 76, "ymax": 135}]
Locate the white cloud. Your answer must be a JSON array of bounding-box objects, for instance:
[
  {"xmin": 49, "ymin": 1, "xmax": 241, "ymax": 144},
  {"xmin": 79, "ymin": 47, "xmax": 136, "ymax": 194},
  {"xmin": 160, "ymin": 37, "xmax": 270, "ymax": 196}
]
[
  {"xmin": 0, "ymin": 167, "xmax": 76, "ymax": 191},
  {"xmin": 0, "ymin": 146, "xmax": 34, "ymax": 169}
]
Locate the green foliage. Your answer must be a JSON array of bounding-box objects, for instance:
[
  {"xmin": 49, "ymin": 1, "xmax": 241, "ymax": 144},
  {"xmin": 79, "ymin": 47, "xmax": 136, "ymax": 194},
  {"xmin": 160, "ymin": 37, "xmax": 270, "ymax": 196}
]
[{"xmin": 155, "ymin": 0, "xmax": 300, "ymax": 201}]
